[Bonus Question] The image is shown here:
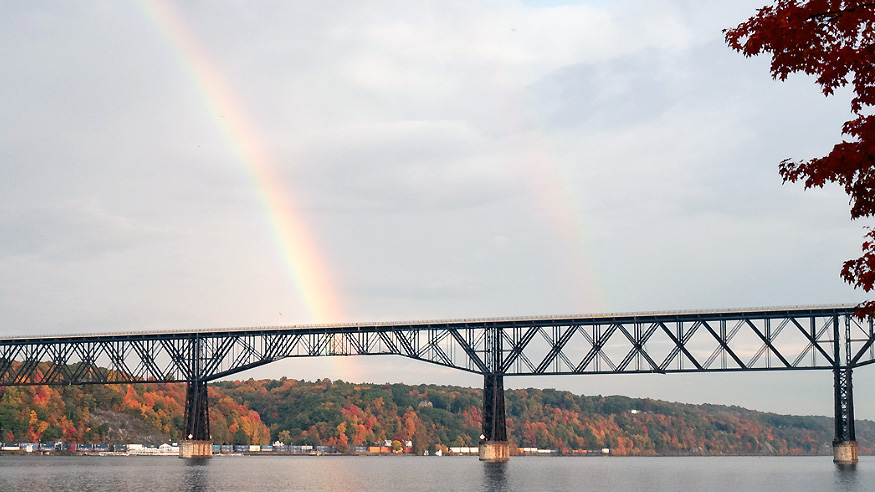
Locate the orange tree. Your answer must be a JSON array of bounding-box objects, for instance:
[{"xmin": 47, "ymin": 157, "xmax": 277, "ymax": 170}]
[{"xmin": 725, "ymin": 1, "xmax": 875, "ymax": 315}]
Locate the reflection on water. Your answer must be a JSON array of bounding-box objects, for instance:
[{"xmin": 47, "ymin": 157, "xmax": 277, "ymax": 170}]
[
  {"xmin": 184, "ymin": 458, "xmax": 210, "ymax": 467},
  {"xmin": 834, "ymin": 462, "xmax": 859, "ymax": 490},
  {"xmin": 482, "ymin": 461, "xmax": 508, "ymax": 492},
  {"xmin": 184, "ymin": 458, "xmax": 210, "ymax": 491}
]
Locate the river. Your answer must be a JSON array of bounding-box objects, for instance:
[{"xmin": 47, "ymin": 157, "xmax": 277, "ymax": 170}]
[{"xmin": 0, "ymin": 455, "xmax": 871, "ymax": 491}]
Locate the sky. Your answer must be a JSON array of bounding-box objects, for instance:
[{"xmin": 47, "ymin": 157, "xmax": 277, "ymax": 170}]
[{"xmin": 1, "ymin": 0, "xmax": 872, "ymax": 418}]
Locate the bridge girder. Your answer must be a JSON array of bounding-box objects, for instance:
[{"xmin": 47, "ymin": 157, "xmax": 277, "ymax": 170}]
[
  {"xmin": 0, "ymin": 305, "xmax": 870, "ymax": 461},
  {"xmin": 0, "ymin": 306, "xmax": 869, "ymax": 385}
]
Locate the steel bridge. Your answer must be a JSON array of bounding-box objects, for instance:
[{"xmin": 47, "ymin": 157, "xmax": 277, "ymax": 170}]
[{"xmin": 0, "ymin": 305, "xmax": 871, "ymax": 461}]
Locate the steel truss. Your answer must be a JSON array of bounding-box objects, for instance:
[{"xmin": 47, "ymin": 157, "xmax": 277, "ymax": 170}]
[
  {"xmin": 0, "ymin": 305, "xmax": 871, "ymax": 450},
  {"xmin": 0, "ymin": 305, "xmax": 870, "ymax": 384}
]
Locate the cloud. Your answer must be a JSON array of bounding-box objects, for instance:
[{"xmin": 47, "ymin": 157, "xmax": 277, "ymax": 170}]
[
  {"xmin": 0, "ymin": 199, "xmax": 166, "ymax": 261},
  {"xmin": 288, "ymin": 120, "xmax": 523, "ymax": 211}
]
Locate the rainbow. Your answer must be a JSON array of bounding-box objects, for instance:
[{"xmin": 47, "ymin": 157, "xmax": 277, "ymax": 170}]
[
  {"xmin": 139, "ymin": 0, "xmax": 607, "ymax": 330},
  {"xmin": 525, "ymin": 144, "xmax": 608, "ymax": 313},
  {"xmin": 140, "ymin": 0, "xmax": 344, "ymax": 325}
]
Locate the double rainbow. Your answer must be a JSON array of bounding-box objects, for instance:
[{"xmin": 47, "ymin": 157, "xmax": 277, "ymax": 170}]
[{"xmin": 140, "ymin": 0, "xmax": 607, "ymax": 328}]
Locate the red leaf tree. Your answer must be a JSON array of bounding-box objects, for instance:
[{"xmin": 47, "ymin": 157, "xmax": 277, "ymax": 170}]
[{"xmin": 725, "ymin": 1, "xmax": 875, "ymax": 316}]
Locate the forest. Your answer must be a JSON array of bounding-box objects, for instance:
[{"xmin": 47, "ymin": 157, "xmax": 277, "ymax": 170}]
[{"xmin": 0, "ymin": 376, "xmax": 871, "ymax": 456}]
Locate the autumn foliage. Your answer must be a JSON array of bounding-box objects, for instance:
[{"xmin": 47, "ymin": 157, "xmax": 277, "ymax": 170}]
[
  {"xmin": 2, "ymin": 375, "xmax": 873, "ymax": 455},
  {"xmin": 0, "ymin": 379, "xmax": 269, "ymax": 445},
  {"xmin": 215, "ymin": 378, "xmax": 875, "ymax": 456},
  {"xmin": 725, "ymin": 1, "xmax": 875, "ymax": 315}
]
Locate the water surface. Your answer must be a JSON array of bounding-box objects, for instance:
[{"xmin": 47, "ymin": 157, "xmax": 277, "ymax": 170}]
[{"xmin": 0, "ymin": 455, "xmax": 869, "ymax": 492}]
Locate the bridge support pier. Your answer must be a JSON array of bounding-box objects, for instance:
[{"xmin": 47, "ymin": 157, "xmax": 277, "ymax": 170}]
[
  {"xmin": 180, "ymin": 379, "xmax": 211, "ymax": 458},
  {"xmin": 480, "ymin": 373, "xmax": 509, "ymax": 462},
  {"xmin": 833, "ymin": 441, "xmax": 858, "ymax": 465},
  {"xmin": 833, "ymin": 366, "xmax": 857, "ymax": 464},
  {"xmin": 832, "ymin": 313, "xmax": 857, "ymax": 465}
]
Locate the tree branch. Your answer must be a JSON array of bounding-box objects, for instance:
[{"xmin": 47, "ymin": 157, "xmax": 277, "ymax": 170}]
[{"xmin": 808, "ymin": 2, "xmax": 875, "ymax": 21}]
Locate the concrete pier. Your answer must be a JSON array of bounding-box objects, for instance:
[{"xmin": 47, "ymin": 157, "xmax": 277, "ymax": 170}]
[
  {"xmin": 179, "ymin": 440, "xmax": 212, "ymax": 458},
  {"xmin": 479, "ymin": 441, "xmax": 510, "ymax": 462},
  {"xmin": 833, "ymin": 441, "xmax": 858, "ymax": 464}
]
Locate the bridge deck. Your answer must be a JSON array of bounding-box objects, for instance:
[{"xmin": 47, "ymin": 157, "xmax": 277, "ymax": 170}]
[
  {"xmin": 0, "ymin": 304, "xmax": 870, "ymax": 385},
  {"xmin": 1, "ymin": 304, "xmax": 858, "ymax": 342}
]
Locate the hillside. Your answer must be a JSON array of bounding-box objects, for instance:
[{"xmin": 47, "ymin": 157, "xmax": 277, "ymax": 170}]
[
  {"xmin": 0, "ymin": 382, "xmax": 269, "ymax": 446},
  {"xmin": 0, "ymin": 377, "xmax": 870, "ymax": 456},
  {"xmin": 213, "ymin": 378, "xmax": 874, "ymax": 456}
]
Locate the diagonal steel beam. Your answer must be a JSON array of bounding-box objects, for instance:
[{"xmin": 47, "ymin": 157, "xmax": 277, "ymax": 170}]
[
  {"xmin": 534, "ymin": 325, "xmax": 579, "ymax": 374},
  {"xmin": 744, "ymin": 319, "xmax": 792, "ymax": 368},
  {"xmin": 701, "ymin": 320, "xmax": 748, "ymax": 370},
  {"xmin": 658, "ymin": 321, "xmax": 703, "ymax": 371},
  {"xmin": 448, "ymin": 327, "xmax": 487, "ymax": 373},
  {"xmin": 501, "ymin": 326, "xmax": 540, "ymax": 373},
  {"xmin": 575, "ymin": 324, "xmax": 617, "ymax": 373},
  {"xmin": 616, "ymin": 322, "xmax": 663, "ymax": 372}
]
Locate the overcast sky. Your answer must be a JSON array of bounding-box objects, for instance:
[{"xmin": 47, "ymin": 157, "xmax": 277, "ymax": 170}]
[{"xmin": 2, "ymin": 0, "xmax": 872, "ymax": 418}]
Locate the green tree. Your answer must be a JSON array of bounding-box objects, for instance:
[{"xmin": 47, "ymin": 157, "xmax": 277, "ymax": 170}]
[
  {"xmin": 232, "ymin": 428, "xmax": 250, "ymax": 445},
  {"xmin": 412, "ymin": 423, "xmax": 429, "ymax": 455},
  {"xmin": 278, "ymin": 429, "xmax": 292, "ymax": 445}
]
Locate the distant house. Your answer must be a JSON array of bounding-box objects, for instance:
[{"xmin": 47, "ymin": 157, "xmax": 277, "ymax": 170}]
[
  {"xmin": 449, "ymin": 447, "xmax": 479, "ymax": 455},
  {"xmin": 158, "ymin": 443, "xmax": 179, "ymax": 455}
]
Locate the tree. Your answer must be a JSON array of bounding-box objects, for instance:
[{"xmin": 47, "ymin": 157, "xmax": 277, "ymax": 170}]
[
  {"xmin": 725, "ymin": 1, "xmax": 875, "ymax": 315},
  {"xmin": 232, "ymin": 427, "xmax": 250, "ymax": 445},
  {"xmin": 278, "ymin": 429, "xmax": 292, "ymax": 445},
  {"xmin": 412, "ymin": 423, "xmax": 429, "ymax": 455}
]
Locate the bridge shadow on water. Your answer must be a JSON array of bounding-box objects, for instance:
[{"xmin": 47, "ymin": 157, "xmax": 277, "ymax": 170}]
[{"xmin": 482, "ymin": 461, "xmax": 509, "ymax": 492}]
